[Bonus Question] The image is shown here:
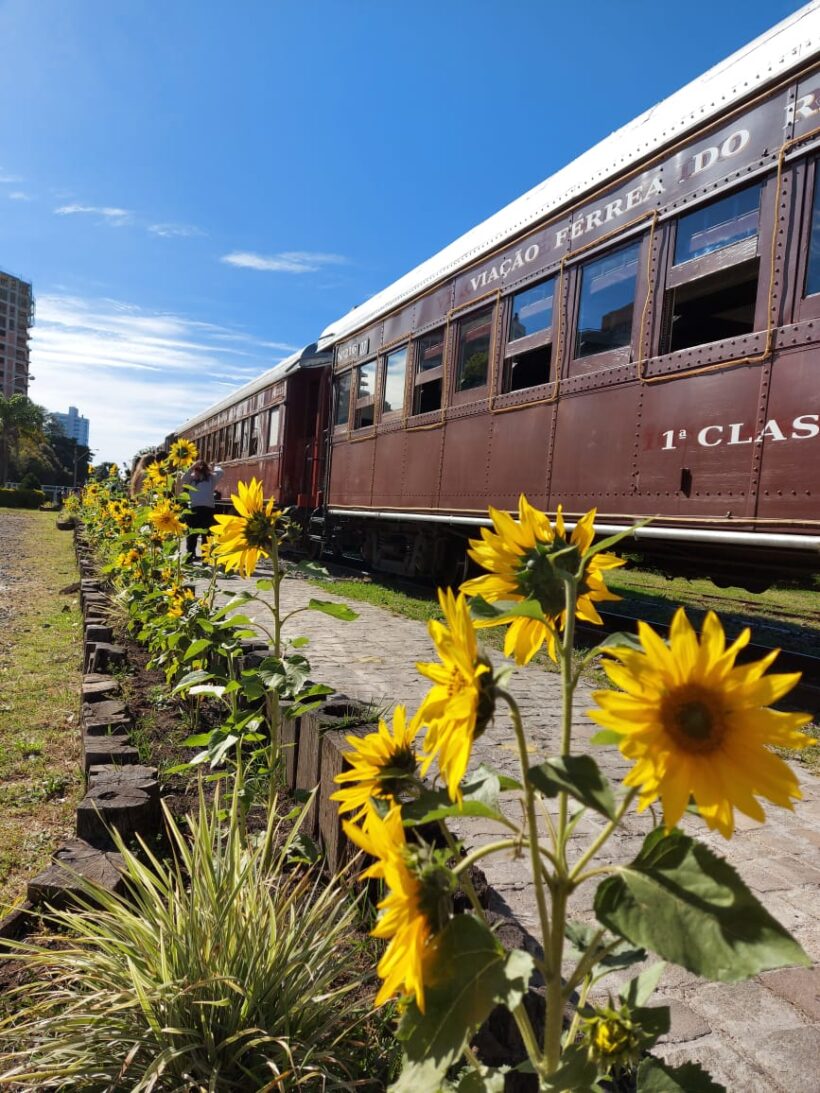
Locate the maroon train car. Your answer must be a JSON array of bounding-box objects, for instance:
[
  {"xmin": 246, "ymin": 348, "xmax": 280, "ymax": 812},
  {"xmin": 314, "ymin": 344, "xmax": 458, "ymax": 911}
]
[
  {"xmin": 173, "ymin": 7, "xmax": 820, "ymax": 589},
  {"xmin": 175, "ymin": 344, "xmax": 332, "ymax": 514},
  {"xmin": 316, "ymin": 7, "xmax": 820, "ymax": 587}
]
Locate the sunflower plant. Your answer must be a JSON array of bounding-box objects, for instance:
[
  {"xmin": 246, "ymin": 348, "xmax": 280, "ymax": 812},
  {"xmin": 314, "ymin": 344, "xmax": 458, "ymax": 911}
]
[
  {"xmin": 169, "ymin": 478, "xmax": 359, "ymax": 805},
  {"xmin": 337, "ymin": 495, "xmax": 814, "ymax": 1091}
]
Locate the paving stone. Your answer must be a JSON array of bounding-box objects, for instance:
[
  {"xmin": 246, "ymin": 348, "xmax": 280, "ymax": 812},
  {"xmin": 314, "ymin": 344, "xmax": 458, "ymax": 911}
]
[
  {"xmin": 657, "ymin": 999, "xmax": 711, "ymax": 1045},
  {"xmin": 761, "ymin": 965, "xmax": 820, "ymax": 1022}
]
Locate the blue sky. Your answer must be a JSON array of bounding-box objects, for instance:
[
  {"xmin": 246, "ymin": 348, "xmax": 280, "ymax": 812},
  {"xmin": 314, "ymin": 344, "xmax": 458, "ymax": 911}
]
[{"xmin": 0, "ymin": 0, "xmax": 805, "ymax": 465}]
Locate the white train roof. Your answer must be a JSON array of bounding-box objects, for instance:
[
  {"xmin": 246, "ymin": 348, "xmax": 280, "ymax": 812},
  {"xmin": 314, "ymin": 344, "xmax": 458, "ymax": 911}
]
[
  {"xmin": 318, "ymin": 1, "xmax": 820, "ymax": 347},
  {"xmin": 177, "ymin": 343, "xmax": 328, "ymax": 434}
]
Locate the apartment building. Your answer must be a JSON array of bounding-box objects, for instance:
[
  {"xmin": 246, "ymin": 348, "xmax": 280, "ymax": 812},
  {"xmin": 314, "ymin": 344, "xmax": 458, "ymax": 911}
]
[{"xmin": 0, "ymin": 270, "xmax": 33, "ymax": 397}]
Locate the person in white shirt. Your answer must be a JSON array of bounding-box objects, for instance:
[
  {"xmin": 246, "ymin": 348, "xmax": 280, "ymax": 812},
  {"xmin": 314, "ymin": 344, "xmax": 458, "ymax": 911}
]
[{"xmin": 180, "ymin": 460, "xmax": 224, "ymax": 559}]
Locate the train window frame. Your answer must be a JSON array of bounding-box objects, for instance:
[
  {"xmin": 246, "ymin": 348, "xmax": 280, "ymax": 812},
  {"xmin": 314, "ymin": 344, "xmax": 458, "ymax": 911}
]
[
  {"xmin": 411, "ymin": 327, "xmax": 446, "ymax": 416},
  {"xmin": 569, "ymin": 238, "xmax": 643, "ymax": 372},
  {"xmin": 248, "ymin": 414, "xmax": 260, "ymax": 457},
  {"xmin": 502, "ymin": 276, "xmax": 555, "ymax": 393},
  {"xmin": 794, "ymin": 157, "xmax": 820, "ymax": 322},
  {"xmin": 452, "ymin": 303, "xmax": 495, "ymax": 405},
  {"xmin": 353, "ymin": 359, "xmax": 378, "ymax": 431},
  {"xmin": 268, "ymin": 405, "xmax": 282, "ymax": 449},
  {"xmin": 658, "ymin": 181, "xmax": 764, "ymax": 355},
  {"xmin": 380, "ymin": 344, "xmax": 408, "ymax": 420},
  {"xmin": 332, "ymin": 370, "xmax": 353, "ymax": 431}
]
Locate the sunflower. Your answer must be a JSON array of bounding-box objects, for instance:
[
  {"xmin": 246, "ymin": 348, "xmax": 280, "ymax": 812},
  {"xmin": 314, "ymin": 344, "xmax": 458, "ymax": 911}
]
[
  {"xmin": 461, "ymin": 496, "xmax": 623, "ymax": 664},
  {"xmin": 168, "ymin": 438, "xmax": 198, "ymax": 469},
  {"xmin": 199, "ymin": 536, "xmax": 215, "ymax": 565},
  {"xmin": 116, "ymin": 548, "xmax": 141, "ymax": 569},
  {"xmin": 210, "ymin": 478, "xmax": 281, "ymax": 578},
  {"xmin": 416, "ymin": 588, "xmax": 495, "ymax": 801},
  {"xmin": 343, "ymin": 807, "xmax": 451, "ymax": 1012},
  {"xmin": 590, "ymin": 608, "xmax": 814, "ymax": 838},
  {"xmin": 143, "ymin": 461, "xmax": 169, "ymax": 491},
  {"xmin": 149, "ymin": 501, "xmax": 186, "ymax": 538},
  {"xmin": 331, "ymin": 706, "xmax": 421, "ymax": 820}
]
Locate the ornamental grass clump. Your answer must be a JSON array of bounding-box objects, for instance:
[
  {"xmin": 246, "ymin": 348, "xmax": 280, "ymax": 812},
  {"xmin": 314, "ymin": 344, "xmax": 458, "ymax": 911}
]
[
  {"xmin": 335, "ymin": 494, "xmax": 814, "ymax": 1091},
  {"xmin": 0, "ymin": 794, "xmax": 386, "ymax": 1090}
]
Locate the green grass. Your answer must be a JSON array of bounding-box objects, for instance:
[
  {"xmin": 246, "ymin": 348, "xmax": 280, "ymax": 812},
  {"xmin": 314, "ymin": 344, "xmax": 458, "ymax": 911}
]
[
  {"xmin": 0, "ymin": 511, "xmax": 83, "ymax": 912},
  {"xmin": 309, "ymin": 576, "xmax": 444, "ymax": 624}
]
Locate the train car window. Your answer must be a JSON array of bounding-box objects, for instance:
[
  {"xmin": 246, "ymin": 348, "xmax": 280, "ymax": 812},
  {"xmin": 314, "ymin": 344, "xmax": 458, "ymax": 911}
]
[
  {"xmin": 231, "ymin": 422, "xmax": 241, "ymax": 460},
  {"xmin": 268, "ymin": 405, "xmax": 281, "ymax": 448},
  {"xmin": 333, "ymin": 372, "xmax": 352, "ymax": 428},
  {"xmin": 354, "ymin": 361, "xmax": 377, "ymax": 429},
  {"xmin": 503, "ymin": 278, "xmax": 554, "ymax": 391},
  {"xmin": 662, "ymin": 182, "xmax": 762, "ymax": 353},
  {"xmin": 673, "ymin": 183, "xmax": 760, "ymax": 265},
  {"xmin": 804, "ymin": 170, "xmax": 820, "ymax": 296},
  {"xmin": 412, "ymin": 329, "xmax": 445, "ymax": 414},
  {"xmin": 455, "ymin": 306, "xmax": 493, "ymax": 391},
  {"xmin": 248, "ymin": 414, "xmax": 259, "ymax": 456},
  {"xmin": 575, "ymin": 241, "xmax": 640, "ymax": 358},
  {"xmin": 382, "ymin": 346, "xmax": 407, "ymax": 416}
]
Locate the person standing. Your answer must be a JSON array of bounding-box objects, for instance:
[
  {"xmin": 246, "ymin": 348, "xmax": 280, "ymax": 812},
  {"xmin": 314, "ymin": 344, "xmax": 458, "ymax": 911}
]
[{"xmin": 180, "ymin": 459, "xmax": 224, "ymax": 559}]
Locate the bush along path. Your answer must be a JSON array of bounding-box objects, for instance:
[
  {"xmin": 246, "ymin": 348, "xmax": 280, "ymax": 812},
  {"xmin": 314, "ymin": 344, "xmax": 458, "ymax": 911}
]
[{"xmin": 0, "ymin": 453, "xmax": 816, "ymax": 1091}]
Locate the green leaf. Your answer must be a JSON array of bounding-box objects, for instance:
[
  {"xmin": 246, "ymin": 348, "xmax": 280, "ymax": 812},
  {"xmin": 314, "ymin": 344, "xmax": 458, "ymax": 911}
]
[
  {"xmin": 620, "ymin": 962, "xmax": 666, "ymax": 1007},
  {"xmin": 584, "ymin": 517, "xmax": 652, "ymax": 558},
  {"xmin": 589, "ymin": 729, "xmax": 623, "ymax": 747},
  {"xmin": 182, "ymin": 732, "xmax": 212, "ymax": 747},
  {"xmin": 469, "ymin": 595, "xmax": 547, "ymax": 623},
  {"xmin": 255, "ymin": 578, "xmax": 274, "ymax": 591},
  {"xmin": 455, "ymin": 1068, "xmax": 507, "ymax": 1092},
  {"xmin": 527, "ymin": 755, "xmax": 617, "ymax": 820},
  {"xmin": 637, "ymin": 1057, "xmax": 726, "ymax": 1092},
  {"xmin": 172, "ymin": 668, "xmax": 213, "ymax": 694},
  {"xmin": 211, "ymin": 593, "xmax": 253, "ymax": 620},
  {"xmin": 182, "ymin": 638, "xmax": 211, "ymax": 661},
  {"xmin": 296, "ymin": 560, "xmax": 329, "ymax": 578},
  {"xmin": 188, "ymin": 684, "xmax": 226, "ymax": 698},
  {"xmin": 392, "ymin": 917, "xmax": 533, "ymax": 1091},
  {"xmin": 307, "ymin": 597, "xmax": 358, "ymax": 621},
  {"xmin": 539, "ymin": 1044, "xmax": 599, "ymax": 1091},
  {"xmin": 402, "ymin": 766, "xmax": 506, "ymax": 826},
  {"xmin": 594, "ymin": 827, "xmax": 811, "ymax": 981},
  {"xmin": 291, "ymin": 635, "xmax": 310, "ymax": 648},
  {"xmin": 594, "ymin": 630, "xmax": 645, "ymax": 656}
]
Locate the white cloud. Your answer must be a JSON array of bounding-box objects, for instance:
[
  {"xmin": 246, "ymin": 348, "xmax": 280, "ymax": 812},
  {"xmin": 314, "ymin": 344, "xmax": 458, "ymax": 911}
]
[
  {"xmin": 221, "ymin": 250, "xmax": 347, "ymax": 273},
  {"xmin": 54, "ymin": 203, "xmax": 132, "ymax": 223},
  {"xmin": 0, "ymin": 170, "xmax": 22, "ymax": 183},
  {"xmin": 148, "ymin": 222, "xmax": 206, "ymax": 238},
  {"xmin": 28, "ymin": 294, "xmax": 296, "ymax": 465},
  {"xmin": 8, "ymin": 190, "xmax": 32, "ymax": 201}
]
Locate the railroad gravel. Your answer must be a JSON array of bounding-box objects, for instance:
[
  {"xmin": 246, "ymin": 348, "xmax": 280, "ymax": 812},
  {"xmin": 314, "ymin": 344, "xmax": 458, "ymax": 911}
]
[{"xmin": 210, "ymin": 568, "xmax": 820, "ymax": 1089}]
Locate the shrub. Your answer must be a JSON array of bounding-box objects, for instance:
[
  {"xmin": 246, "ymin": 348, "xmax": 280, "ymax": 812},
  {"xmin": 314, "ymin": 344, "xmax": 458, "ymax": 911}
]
[
  {"xmin": 0, "ymin": 488, "xmax": 46, "ymax": 509},
  {"xmin": 0, "ymin": 794, "xmax": 391, "ymax": 1090}
]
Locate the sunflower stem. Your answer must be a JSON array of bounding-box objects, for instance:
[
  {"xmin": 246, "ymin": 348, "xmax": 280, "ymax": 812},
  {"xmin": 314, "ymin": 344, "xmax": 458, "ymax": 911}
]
[
  {"xmin": 498, "ymin": 687, "xmax": 555, "ymax": 1069},
  {"xmin": 437, "ymin": 822, "xmax": 486, "ymax": 922},
  {"xmin": 451, "ymin": 839, "xmax": 522, "ymax": 875},
  {"xmin": 568, "ymin": 789, "xmax": 637, "ymax": 884}
]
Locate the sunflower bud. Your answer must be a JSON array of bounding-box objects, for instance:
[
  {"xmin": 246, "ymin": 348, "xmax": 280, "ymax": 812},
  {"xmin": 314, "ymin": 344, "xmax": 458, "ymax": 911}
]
[{"xmin": 580, "ymin": 1002, "xmax": 644, "ymax": 1073}]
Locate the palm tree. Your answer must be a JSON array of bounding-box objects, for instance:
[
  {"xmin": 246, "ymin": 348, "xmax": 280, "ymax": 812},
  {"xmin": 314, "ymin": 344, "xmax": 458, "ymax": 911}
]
[{"xmin": 0, "ymin": 395, "xmax": 45, "ymax": 485}]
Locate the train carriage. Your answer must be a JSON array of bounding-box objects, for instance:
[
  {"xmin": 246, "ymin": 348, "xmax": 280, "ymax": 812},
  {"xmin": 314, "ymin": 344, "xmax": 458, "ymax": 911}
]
[{"xmin": 176, "ymin": 4, "xmax": 820, "ymax": 588}]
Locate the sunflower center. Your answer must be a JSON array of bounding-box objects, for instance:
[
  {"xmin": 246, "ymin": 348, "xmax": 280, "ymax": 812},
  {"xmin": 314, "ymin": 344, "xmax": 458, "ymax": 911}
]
[
  {"xmin": 516, "ymin": 540, "xmax": 579, "ymax": 616},
  {"xmin": 662, "ymin": 684, "xmax": 726, "ymax": 754},
  {"xmin": 243, "ymin": 510, "xmax": 277, "ymax": 549},
  {"xmin": 377, "ymin": 746, "xmax": 418, "ymax": 797}
]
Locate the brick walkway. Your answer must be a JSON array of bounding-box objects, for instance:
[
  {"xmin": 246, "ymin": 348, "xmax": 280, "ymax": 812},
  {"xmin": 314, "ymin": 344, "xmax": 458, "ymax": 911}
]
[{"xmin": 214, "ymin": 569, "xmax": 820, "ymax": 1089}]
